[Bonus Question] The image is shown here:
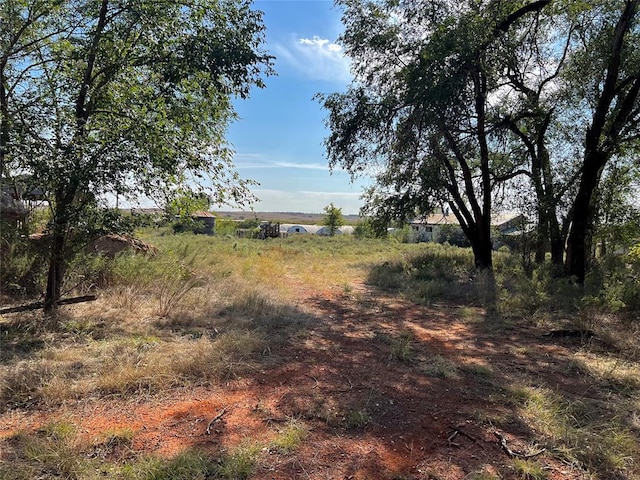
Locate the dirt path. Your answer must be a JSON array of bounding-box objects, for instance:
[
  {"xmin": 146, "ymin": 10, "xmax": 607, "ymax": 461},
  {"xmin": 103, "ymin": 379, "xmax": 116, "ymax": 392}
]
[{"xmin": 1, "ymin": 282, "xmax": 600, "ymax": 479}]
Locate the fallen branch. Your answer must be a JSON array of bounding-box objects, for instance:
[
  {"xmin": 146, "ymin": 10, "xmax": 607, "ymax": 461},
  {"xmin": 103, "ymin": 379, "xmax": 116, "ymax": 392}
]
[
  {"xmin": 205, "ymin": 408, "xmax": 227, "ymax": 435},
  {"xmin": 494, "ymin": 431, "xmax": 546, "ymax": 458},
  {"xmin": 0, "ymin": 295, "xmax": 97, "ymax": 314}
]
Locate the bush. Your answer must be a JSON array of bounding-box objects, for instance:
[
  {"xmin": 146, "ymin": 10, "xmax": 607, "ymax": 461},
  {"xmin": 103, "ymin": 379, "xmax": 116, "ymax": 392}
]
[
  {"xmin": 435, "ymin": 224, "xmax": 471, "ymax": 247},
  {"xmin": 0, "ymin": 223, "xmax": 46, "ymax": 296}
]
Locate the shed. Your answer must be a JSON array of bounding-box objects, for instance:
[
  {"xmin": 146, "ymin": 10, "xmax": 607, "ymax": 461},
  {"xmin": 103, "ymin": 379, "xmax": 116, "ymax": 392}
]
[
  {"xmin": 317, "ymin": 225, "xmax": 355, "ymax": 236},
  {"xmin": 192, "ymin": 210, "xmax": 216, "ymax": 235},
  {"xmin": 284, "ymin": 224, "xmax": 321, "ymax": 235},
  {"xmin": 409, "ymin": 214, "xmax": 458, "ymax": 242}
]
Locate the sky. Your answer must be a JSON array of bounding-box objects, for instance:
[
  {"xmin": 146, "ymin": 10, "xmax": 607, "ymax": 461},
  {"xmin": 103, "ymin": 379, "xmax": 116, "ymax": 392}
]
[{"xmin": 225, "ymin": 0, "xmax": 370, "ymax": 215}]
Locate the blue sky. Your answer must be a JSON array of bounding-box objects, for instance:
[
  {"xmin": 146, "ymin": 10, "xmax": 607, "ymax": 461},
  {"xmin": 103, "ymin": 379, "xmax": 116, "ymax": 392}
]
[{"xmin": 225, "ymin": 0, "xmax": 370, "ymax": 215}]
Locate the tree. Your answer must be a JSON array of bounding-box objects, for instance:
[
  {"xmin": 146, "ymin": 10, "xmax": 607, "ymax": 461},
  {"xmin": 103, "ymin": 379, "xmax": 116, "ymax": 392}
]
[
  {"xmin": 592, "ymin": 162, "xmax": 640, "ymax": 256},
  {"xmin": 562, "ymin": 0, "xmax": 640, "ymax": 283},
  {"xmin": 320, "ymin": 0, "xmax": 551, "ymax": 270},
  {"xmin": 323, "ymin": 0, "xmax": 640, "ymax": 286},
  {"xmin": 323, "ymin": 202, "xmax": 344, "ymax": 236},
  {"xmin": 2, "ymin": 0, "xmax": 273, "ymax": 313},
  {"xmin": 494, "ymin": 6, "xmax": 577, "ymax": 267}
]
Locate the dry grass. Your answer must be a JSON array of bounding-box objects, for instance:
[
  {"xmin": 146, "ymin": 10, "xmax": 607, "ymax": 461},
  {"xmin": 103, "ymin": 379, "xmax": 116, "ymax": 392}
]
[
  {"xmin": 506, "ymin": 384, "xmax": 639, "ymax": 474},
  {"xmin": 1, "ymin": 332, "xmax": 269, "ymax": 408},
  {"xmin": 1, "ymin": 231, "xmax": 640, "ymax": 479}
]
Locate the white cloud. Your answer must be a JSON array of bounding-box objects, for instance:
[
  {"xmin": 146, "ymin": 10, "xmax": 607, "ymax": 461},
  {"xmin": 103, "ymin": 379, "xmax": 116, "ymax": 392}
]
[
  {"xmin": 274, "ymin": 35, "xmax": 352, "ymax": 82},
  {"xmin": 233, "ymin": 153, "xmax": 331, "ymax": 171},
  {"xmin": 275, "ymin": 161, "xmax": 329, "ymax": 171}
]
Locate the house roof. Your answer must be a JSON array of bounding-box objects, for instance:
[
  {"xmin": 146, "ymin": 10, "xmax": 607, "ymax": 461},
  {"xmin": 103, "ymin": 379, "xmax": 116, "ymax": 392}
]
[
  {"xmin": 192, "ymin": 210, "xmax": 216, "ymax": 218},
  {"xmin": 410, "ymin": 213, "xmax": 525, "ymax": 228},
  {"xmin": 410, "ymin": 214, "xmax": 458, "ymax": 226},
  {"xmin": 283, "ymin": 224, "xmax": 321, "ymax": 234}
]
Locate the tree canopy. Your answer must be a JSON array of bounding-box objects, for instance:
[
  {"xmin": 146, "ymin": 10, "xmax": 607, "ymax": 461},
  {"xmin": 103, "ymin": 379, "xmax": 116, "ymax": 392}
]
[
  {"xmin": 323, "ymin": 202, "xmax": 345, "ymax": 236},
  {"xmin": 321, "ymin": 0, "xmax": 640, "ymax": 281},
  {"xmin": 1, "ymin": 0, "xmax": 273, "ymax": 311}
]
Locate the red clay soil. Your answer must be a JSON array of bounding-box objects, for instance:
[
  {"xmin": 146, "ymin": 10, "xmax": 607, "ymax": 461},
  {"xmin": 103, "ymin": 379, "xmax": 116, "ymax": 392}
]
[{"xmin": 1, "ymin": 283, "xmax": 608, "ymax": 479}]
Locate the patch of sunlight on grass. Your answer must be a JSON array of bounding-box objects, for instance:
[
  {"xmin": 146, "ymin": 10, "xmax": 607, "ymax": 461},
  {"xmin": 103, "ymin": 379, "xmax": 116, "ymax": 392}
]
[{"xmin": 508, "ymin": 385, "xmax": 639, "ymax": 475}]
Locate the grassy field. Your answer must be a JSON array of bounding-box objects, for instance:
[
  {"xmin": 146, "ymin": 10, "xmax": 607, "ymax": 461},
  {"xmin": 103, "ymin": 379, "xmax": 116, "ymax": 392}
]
[{"xmin": 1, "ymin": 231, "xmax": 639, "ymax": 479}]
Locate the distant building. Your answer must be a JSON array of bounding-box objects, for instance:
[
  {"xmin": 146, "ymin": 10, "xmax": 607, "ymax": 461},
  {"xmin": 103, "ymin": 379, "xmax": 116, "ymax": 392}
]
[
  {"xmin": 283, "ymin": 224, "xmax": 321, "ymax": 235},
  {"xmin": 0, "ymin": 184, "xmax": 29, "ymax": 227},
  {"xmin": 409, "ymin": 213, "xmax": 527, "ymax": 243},
  {"xmin": 317, "ymin": 225, "xmax": 355, "ymax": 236},
  {"xmin": 192, "ymin": 211, "xmax": 216, "ymax": 235}
]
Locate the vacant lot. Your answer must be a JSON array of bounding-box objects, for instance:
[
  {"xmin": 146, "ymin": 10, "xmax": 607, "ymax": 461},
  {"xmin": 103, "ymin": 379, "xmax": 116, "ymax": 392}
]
[{"xmin": 1, "ymin": 233, "xmax": 639, "ymax": 479}]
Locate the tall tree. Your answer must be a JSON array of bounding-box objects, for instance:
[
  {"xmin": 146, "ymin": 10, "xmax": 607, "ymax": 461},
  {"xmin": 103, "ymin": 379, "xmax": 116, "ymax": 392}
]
[
  {"xmin": 563, "ymin": 0, "xmax": 640, "ymax": 283},
  {"xmin": 1, "ymin": 1, "xmax": 60, "ymax": 180},
  {"xmin": 495, "ymin": 7, "xmax": 577, "ymax": 266},
  {"xmin": 320, "ymin": 0, "xmax": 550, "ymax": 270},
  {"xmin": 592, "ymin": 162, "xmax": 640, "ymax": 256},
  {"xmin": 2, "ymin": 0, "xmax": 273, "ymax": 312}
]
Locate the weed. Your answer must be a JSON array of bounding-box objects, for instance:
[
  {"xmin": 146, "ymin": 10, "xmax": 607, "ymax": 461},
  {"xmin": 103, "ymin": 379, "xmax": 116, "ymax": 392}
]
[
  {"xmin": 464, "ymin": 466, "xmax": 501, "ymax": 480},
  {"xmin": 368, "ymin": 260, "xmax": 406, "ymax": 290},
  {"xmin": 120, "ymin": 450, "xmax": 217, "ymax": 480},
  {"xmin": 419, "ymin": 355, "xmax": 460, "ymax": 379},
  {"xmin": 462, "ymin": 363, "xmax": 493, "ymax": 378},
  {"xmin": 459, "ymin": 306, "xmax": 481, "ymax": 322},
  {"xmin": 508, "ymin": 385, "xmax": 639, "ymax": 476},
  {"xmin": 269, "ymin": 419, "xmax": 308, "ymax": 454},
  {"xmin": 156, "ymin": 274, "xmax": 204, "ymax": 318},
  {"xmin": 1, "ymin": 421, "xmax": 97, "ymax": 480},
  {"xmin": 100, "ymin": 427, "xmax": 135, "ymax": 448},
  {"xmin": 0, "ymin": 360, "xmax": 56, "ymax": 411},
  {"xmin": 389, "ymin": 331, "xmax": 414, "ymax": 363},
  {"xmin": 344, "ymin": 408, "xmax": 371, "ymax": 428},
  {"xmin": 511, "ymin": 458, "xmax": 548, "ymax": 480},
  {"xmin": 217, "ymin": 442, "xmax": 261, "ymax": 479},
  {"xmin": 574, "ymin": 352, "xmax": 640, "ymax": 395}
]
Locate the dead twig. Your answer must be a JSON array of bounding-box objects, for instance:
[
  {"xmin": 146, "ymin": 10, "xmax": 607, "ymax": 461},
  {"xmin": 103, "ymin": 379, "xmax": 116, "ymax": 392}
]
[
  {"xmin": 205, "ymin": 408, "xmax": 227, "ymax": 435},
  {"xmin": 447, "ymin": 430, "xmax": 460, "ymax": 447},
  {"xmin": 447, "ymin": 427, "xmax": 477, "ymax": 448},
  {"xmin": 494, "ymin": 431, "xmax": 546, "ymax": 458},
  {"xmin": 306, "ymin": 374, "xmax": 319, "ymax": 389}
]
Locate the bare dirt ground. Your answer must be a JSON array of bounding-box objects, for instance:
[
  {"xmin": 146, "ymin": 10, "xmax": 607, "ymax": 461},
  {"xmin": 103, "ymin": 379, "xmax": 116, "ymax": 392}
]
[{"xmin": 0, "ymin": 280, "xmax": 623, "ymax": 479}]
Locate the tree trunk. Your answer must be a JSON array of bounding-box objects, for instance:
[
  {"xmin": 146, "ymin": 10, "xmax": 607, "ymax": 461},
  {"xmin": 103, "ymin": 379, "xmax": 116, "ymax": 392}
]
[
  {"xmin": 468, "ymin": 219, "xmax": 493, "ymax": 270},
  {"xmin": 565, "ymin": 150, "xmax": 606, "ymax": 284},
  {"xmin": 0, "ymin": 60, "xmax": 9, "ymax": 177},
  {"xmin": 471, "ymin": 238, "xmax": 493, "ymax": 270},
  {"xmin": 534, "ymin": 209, "xmax": 548, "ymax": 264},
  {"xmin": 550, "ymin": 236, "xmax": 564, "ymax": 266},
  {"xmin": 44, "ymin": 225, "xmax": 67, "ymax": 314},
  {"xmin": 43, "ymin": 189, "xmax": 75, "ymax": 314}
]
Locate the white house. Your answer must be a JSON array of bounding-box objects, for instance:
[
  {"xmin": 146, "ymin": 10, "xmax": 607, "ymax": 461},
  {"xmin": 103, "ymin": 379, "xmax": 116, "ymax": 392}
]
[{"xmin": 409, "ymin": 213, "xmax": 527, "ymax": 243}]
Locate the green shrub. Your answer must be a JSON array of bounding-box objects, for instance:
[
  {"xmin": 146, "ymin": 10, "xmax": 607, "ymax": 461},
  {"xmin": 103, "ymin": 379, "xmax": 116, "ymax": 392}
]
[{"xmin": 0, "ymin": 227, "xmax": 46, "ymax": 296}]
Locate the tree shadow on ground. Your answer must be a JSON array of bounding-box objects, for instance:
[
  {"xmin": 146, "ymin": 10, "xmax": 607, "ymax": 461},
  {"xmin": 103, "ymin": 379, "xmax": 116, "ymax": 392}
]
[{"xmin": 299, "ymin": 278, "xmax": 639, "ymax": 479}]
